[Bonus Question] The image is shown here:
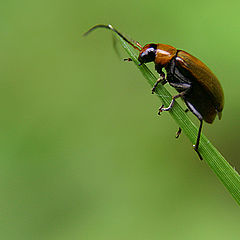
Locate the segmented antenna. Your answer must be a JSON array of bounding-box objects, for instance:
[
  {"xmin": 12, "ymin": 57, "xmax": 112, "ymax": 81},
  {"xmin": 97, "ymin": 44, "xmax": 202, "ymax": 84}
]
[{"xmin": 83, "ymin": 24, "xmax": 142, "ymax": 51}]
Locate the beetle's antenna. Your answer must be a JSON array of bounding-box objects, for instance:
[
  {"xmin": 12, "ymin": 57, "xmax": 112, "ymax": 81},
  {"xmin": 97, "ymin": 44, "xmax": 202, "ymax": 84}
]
[
  {"xmin": 133, "ymin": 40, "xmax": 142, "ymax": 50},
  {"xmin": 83, "ymin": 24, "xmax": 142, "ymax": 51}
]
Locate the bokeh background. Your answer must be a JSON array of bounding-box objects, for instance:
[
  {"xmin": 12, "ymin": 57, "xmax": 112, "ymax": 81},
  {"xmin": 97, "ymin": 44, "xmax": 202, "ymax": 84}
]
[{"xmin": 1, "ymin": 0, "xmax": 240, "ymax": 239}]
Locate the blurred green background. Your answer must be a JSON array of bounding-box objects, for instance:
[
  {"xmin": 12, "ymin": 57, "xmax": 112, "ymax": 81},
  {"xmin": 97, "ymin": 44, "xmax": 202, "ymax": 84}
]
[{"xmin": 1, "ymin": 0, "xmax": 240, "ymax": 239}]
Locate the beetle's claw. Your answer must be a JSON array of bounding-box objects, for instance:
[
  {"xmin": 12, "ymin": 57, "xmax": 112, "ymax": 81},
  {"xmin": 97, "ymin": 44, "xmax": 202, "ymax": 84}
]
[
  {"xmin": 158, "ymin": 104, "xmax": 164, "ymax": 115},
  {"xmin": 193, "ymin": 145, "xmax": 203, "ymax": 160},
  {"xmin": 152, "ymin": 85, "xmax": 157, "ymax": 94}
]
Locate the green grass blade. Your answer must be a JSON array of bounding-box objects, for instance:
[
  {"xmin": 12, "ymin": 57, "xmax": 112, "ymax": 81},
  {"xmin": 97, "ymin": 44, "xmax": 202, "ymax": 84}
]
[{"xmin": 118, "ymin": 35, "xmax": 240, "ymax": 206}]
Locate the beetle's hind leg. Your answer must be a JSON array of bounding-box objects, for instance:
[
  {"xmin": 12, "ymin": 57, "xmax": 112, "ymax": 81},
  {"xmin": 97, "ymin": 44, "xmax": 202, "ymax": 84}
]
[
  {"xmin": 184, "ymin": 101, "xmax": 204, "ymax": 160},
  {"xmin": 194, "ymin": 119, "xmax": 203, "ymax": 160}
]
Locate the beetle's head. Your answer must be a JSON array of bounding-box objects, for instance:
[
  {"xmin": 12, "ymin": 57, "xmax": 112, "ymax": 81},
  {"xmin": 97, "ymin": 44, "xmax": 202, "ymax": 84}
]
[{"xmin": 138, "ymin": 44, "xmax": 157, "ymax": 65}]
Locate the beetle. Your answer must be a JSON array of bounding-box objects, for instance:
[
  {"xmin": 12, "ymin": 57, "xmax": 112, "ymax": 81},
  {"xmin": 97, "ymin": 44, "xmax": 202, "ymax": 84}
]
[{"xmin": 83, "ymin": 24, "xmax": 224, "ymax": 160}]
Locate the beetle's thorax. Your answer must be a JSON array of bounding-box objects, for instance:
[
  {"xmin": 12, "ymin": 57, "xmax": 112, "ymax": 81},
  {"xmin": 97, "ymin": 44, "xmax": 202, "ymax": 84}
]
[{"xmin": 154, "ymin": 44, "xmax": 177, "ymax": 67}]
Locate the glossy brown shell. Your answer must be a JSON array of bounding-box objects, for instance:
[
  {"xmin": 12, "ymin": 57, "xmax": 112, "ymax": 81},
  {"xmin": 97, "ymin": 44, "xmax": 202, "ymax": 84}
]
[
  {"xmin": 155, "ymin": 44, "xmax": 177, "ymax": 66},
  {"xmin": 175, "ymin": 50, "xmax": 224, "ymax": 122}
]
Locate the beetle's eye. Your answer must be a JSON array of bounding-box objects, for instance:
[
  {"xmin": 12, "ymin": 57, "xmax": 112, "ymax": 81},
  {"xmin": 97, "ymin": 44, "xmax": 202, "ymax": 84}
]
[{"xmin": 138, "ymin": 47, "xmax": 156, "ymax": 64}]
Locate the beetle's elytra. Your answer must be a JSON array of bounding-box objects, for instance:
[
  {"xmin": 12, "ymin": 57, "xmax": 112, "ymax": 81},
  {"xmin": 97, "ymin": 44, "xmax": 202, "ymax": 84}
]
[{"xmin": 83, "ymin": 24, "xmax": 224, "ymax": 160}]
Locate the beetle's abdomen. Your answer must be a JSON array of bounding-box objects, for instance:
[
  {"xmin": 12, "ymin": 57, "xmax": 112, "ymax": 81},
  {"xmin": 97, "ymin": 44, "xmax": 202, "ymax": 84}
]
[
  {"xmin": 183, "ymin": 82, "xmax": 218, "ymax": 123},
  {"xmin": 165, "ymin": 54, "xmax": 223, "ymax": 124},
  {"xmin": 176, "ymin": 51, "xmax": 224, "ymax": 115}
]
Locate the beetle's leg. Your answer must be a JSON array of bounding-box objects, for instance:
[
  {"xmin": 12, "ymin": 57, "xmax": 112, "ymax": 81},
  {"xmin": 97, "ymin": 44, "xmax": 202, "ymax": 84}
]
[
  {"xmin": 175, "ymin": 110, "xmax": 188, "ymax": 139},
  {"xmin": 158, "ymin": 90, "xmax": 187, "ymax": 114},
  {"xmin": 152, "ymin": 72, "xmax": 166, "ymax": 94},
  {"xmin": 124, "ymin": 58, "xmax": 133, "ymax": 62},
  {"xmin": 176, "ymin": 127, "xmax": 182, "ymax": 138},
  {"xmin": 193, "ymin": 120, "xmax": 203, "ymax": 160}
]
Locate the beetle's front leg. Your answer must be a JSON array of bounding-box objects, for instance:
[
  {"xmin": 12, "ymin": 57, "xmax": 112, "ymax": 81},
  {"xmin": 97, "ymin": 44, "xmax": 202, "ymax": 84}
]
[
  {"xmin": 124, "ymin": 58, "xmax": 133, "ymax": 62},
  {"xmin": 152, "ymin": 72, "xmax": 166, "ymax": 94}
]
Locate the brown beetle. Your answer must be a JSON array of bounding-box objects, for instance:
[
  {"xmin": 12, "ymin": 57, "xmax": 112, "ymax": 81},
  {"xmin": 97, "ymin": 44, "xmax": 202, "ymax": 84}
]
[{"xmin": 83, "ymin": 24, "xmax": 224, "ymax": 160}]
